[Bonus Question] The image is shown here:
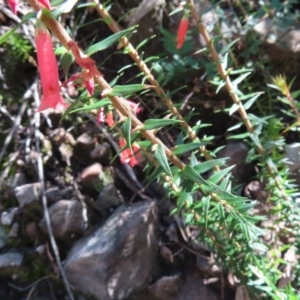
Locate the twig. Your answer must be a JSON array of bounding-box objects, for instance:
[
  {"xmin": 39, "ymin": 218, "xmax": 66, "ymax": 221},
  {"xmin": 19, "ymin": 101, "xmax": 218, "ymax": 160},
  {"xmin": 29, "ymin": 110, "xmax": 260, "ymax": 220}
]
[
  {"xmin": 8, "ymin": 276, "xmax": 50, "ymax": 292},
  {"xmin": 32, "ymin": 85, "xmax": 75, "ymax": 300},
  {"xmin": 0, "ymin": 83, "xmax": 34, "ymax": 164},
  {"xmin": 187, "ymin": 0, "xmax": 289, "ymax": 200},
  {"xmin": 27, "ymin": 0, "xmax": 259, "ymax": 244},
  {"xmin": 93, "ymin": 0, "xmax": 219, "ymax": 168}
]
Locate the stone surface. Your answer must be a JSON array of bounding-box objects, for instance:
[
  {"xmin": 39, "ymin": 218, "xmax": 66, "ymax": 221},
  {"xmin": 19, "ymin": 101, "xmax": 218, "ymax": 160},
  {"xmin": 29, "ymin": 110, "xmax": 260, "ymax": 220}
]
[
  {"xmin": 1, "ymin": 208, "xmax": 18, "ymax": 226},
  {"xmin": 0, "ymin": 225, "xmax": 8, "ymax": 249},
  {"xmin": 284, "ymin": 143, "xmax": 300, "ymax": 186},
  {"xmin": 217, "ymin": 142, "xmax": 251, "ymax": 184},
  {"xmin": 96, "ymin": 183, "xmax": 122, "ymax": 210},
  {"xmin": 39, "ymin": 200, "xmax": 86, "ymax": 238},
  {"xmin": 148, "ymin": 273, "xmax": 183, "ymax": 299},
  {"xmin": 64, "ymin": 200, "xmax": 159, "ymax": 300},
  {"xmin": 0, "ymin": 252, "xmax": 23, "ymax": 275},
  {"xmin": 14, "ymin": 183, "xmax": 42, "ymax": 208}
]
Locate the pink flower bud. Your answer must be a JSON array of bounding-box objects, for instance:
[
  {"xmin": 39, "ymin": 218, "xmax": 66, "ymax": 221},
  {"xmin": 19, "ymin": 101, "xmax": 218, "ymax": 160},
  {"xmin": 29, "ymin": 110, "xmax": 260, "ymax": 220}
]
[
  {"xmin": 7, "ymin": 0, "xmax": 18, "ymax": 14},
  {"xmin": 37, "ymin": 0, "xmax": 51, "ymax": 9},
  {"xmin": 35, "ymin": 24, "xmax": 69, "ymax": 112}
]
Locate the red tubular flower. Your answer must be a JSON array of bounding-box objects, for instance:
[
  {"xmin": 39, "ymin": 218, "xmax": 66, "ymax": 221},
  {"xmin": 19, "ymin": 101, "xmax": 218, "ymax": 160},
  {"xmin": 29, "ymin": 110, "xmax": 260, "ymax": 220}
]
[
  {"xmin": 37, "ymin": 0, "xmax": 51, "ymax": 9},
  {"xmin": 7, "ymin": 0, "xmax": 18, "ymax": 14},
  {"xmin": 67, "ymin": 41, "xmax": 101, "ymax": 77},
  {"xmin": 176, "ymin": 17, "xmax": 189, "ymax": 49},
  {"xmin": 106, "ymin": 111, "xmax": 115, "ymax": 127},
  {"xmin": 35, "ymin": 24, "xmax": 69, "ymax": 112},
  {"xmin": 119, "ymin": 138, "xmax": 141, "ymax": 167}
]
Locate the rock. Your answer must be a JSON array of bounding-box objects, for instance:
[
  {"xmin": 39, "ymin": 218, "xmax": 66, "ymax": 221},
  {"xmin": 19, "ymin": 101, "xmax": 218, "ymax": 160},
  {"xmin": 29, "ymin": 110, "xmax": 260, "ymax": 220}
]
[
  {"xmin": 95, "ymin": 183, "xmax": 122, "ymax": 210},
  {"xmin": 148, "ymin": 273, "xmax": 183, "ymax": 299},
  {"xmin": 244, "ymin": 180, "xmax": 268, "ymax": 202},
  {"xmin": 0, "ymin": 252, "xmax": 23, "ymax": 275},
  {"xmin": 284, "ymin": 143, "xmax": 300, "ymax": 186},
  {"xmin": 6, "ymin": 173, "xmax": 26, "ymax": 189},
  {"xmin": 217, "ymin": 142, "xmax": 251, "ymax": 184},
  {"xmin": 39, "ymin": 200, "xmax": 87, "ymax": 238},
  {"xmin": 79, "ymin": 163, "xmax": 114, "ymax": 191},
  {"xmin": 14, "ymin": 182, "xmax": 41, "ymax": 208},
  {"xmin": 0, "ymin": 225, "xmax": 8, "ymax": 249},
  {"xmin": 1, "ymin": 207, "xmax": 18, "ymax": 226},
  {"xmin": 45, "ymin": 186, "xmax": 73, "ymax": 204},
  {"xmin": 64, "ymin": 200, "xmax": 159, "ymax": 300},
  {"xmin": 90, "ymin": 143, "xmax": 111, "ymax": 160},
  {"xmin": 8, "ymin": 223, "xmax": 19, "ymax": 238}
]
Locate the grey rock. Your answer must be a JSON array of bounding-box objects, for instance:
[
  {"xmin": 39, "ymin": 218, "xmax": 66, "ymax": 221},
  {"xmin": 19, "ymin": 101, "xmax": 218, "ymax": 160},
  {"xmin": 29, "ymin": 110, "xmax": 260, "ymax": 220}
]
[
  {"xmin": 217, "ymin": 142, "xmax": 250, "ymax": 184},
  {"xmin": 284, "ymin": 143, "xmax": 300, "ymax": 186},
  {"xmin": 96, "ymin": 183, "xmax": 122, "ymax": 210},
  {"xmin": 0, "ymin": 225, "xmax": 8, "ymax": 249},
  {"xmin": 45, "ymin": 186, "xmax": 73, "ymax": 204},
  {"xmin": 64, "ymin": 200, "xmax": 159, "ymax": 300},
  {"xmin": 0, "ymin": 252, "xmax": 23, "ymax": 275},
  {"xmin": 148, "ymin": 273, "xmax": 182, "ymax": 299},
  {"xmin": 8, "ymin": 222, "xmax": 19, "ymax": 238},
  {"xmin": 90, "ymin": 143, "xmax": 111, "ymax": 160},
  {"xmin": 39, "ymin": 200, "xmax": 86, "ymax": 238},
  {"xmin": 1, "ymin": 208, "xmax": 18, "ymax": 226},
  {"xmin": 6, "ymin": 173, "xmax": 26, "ymax": 189},
  {"xmin": 14, "ymin": 183, "xmax": 41, "ymax": 208}
]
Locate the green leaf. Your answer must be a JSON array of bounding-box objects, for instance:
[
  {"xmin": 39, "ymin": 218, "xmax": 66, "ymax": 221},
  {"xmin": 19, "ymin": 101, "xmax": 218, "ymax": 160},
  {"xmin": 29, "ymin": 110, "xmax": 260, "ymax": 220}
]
[
  {"xmin": 194, "ymin": 158, "xmax": 227, "ymax": 174},
  {"xmin": 52, "ymin": 0, "xmax": 79, "ymax": 18},
  {"xmin": 243, "ymin": 93, "xmax": 262, "ymax": 110},
  {"xmin": 142, "ymin": 119, "xmax": 182, "ymax": 130},
  {"xmin": 231, "ymin": 72, "xmax": 251, "ymax": 87},
  {"xmin": 219, "ymin": 38, "xmax": 240, "ymax": 55},
  {"xmin": 172, "ymin": 142, "xmax": 207, "ymax": 156},
  {"xmin": 121, "ymin": 117, "xmax": 132, "ymax": 152},
  {"xmin": 208, "ymin": 166, "xmax": 234, "ymax": 184},
  {"xmin": 202, "ymin": 196, "xmax": 210, "ymax": 229},
  {"xmin": 61, "ymin": 51, "xmax": 74, "ymax": 79},
  {"xmin": 70, "ymin": 98, "xmax": 111, "ymax": 113},
  {"xmin": 55, "ymin": 46, "xmax": 68, "ymax": 55},
  {"xmin": 229, "ymin": 103, "xmax": 240, "ymax": 115},
  {"xmin": 87, "ymin": 27, "xmax": 136, "ymax": 56},
  {"xmin": 227, "ymin": 132, "xmax": 250, "ymax": 139},
  {"xmin": 154, "ymin": 144, "xmax": 173, "ymax": 179},
  {"xmin": 135, "ymin": 141, "xmax": 152, "ymax": 148},
  {"xmin": 0, "ymin": 12, "xmax": 36, "ymax": 46},
  {"xmin": 181, "ymin": 166, "xmax": 207, "ymax": 185},
  {"xmin": 146, "ymin": 166, "xmax": 163, "ymax": 185},
  {"xmin": 108, "ymin": 84, "xmax": 151, "ymax": 96}
]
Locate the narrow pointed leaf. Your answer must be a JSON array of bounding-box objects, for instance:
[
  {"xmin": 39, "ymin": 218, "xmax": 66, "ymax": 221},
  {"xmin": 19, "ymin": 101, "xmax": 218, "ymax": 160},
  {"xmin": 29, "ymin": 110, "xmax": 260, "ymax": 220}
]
[
  {"xmin": 172, "ymin": 142, "xmax": 207, "ymax": 156},
  {"xmin": 154, "ymin": 144, "xmax": 173, "ymax": 178},
  {"xmin": 194, "ymin": 158, "xmax": 227, "ymax": 174},
  {"xmin": 181, "ymin": 165, "xmax": 207, "ymax": 185},
  {"xmin": 120, "ymin": 117, "xmax": 132, "ymax": 152},
  {"xmin": 61, "ymin": 51, "xmax": 74, "ymax": 79},
  {"xmin": 231, "ymin": 72, "xmax": 251, "ymax": 87},
  {"xmin": 108, "ymin": 84, "xmax": 151, "ymax": 96},
  {"xmin": 208, "ymin": 166, "xmax": 234, "ymax": 184},
  {"xmin": 202, "ymin": 196, "xmax": 210, "ymax": 229},
  {"xmin": 142, "ymin": 119, "xmax": 182, "ymax": 130},
  {"xmin": 87, "ymin": 27, "xmax": 136, "ymax": 56},
  {"xmin": 70, "ymin": 98, "xmax": 111, "ymax": 113},
  {"xmin": 52, "ymin": 0, "xmax": 79, "ymax": 17}
]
